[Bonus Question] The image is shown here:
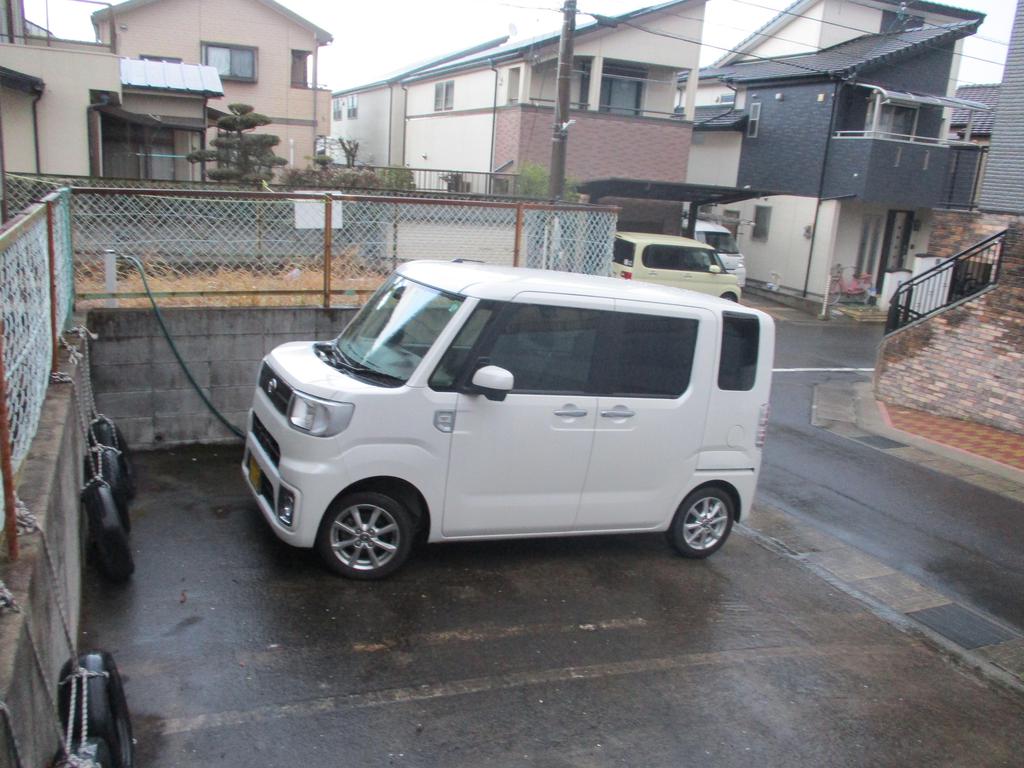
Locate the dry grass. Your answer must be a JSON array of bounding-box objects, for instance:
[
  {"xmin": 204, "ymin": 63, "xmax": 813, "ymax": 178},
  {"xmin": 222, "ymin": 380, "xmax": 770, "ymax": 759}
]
[{"xmin": 73, "ymin": 265, "xmax": 386, "ymax": 309}]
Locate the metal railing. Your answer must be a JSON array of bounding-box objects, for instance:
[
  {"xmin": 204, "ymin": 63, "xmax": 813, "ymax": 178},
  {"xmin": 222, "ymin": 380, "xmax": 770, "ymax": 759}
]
[
  {"xmin": 0, "ymin": 190, "xmax": 74, "ymax": 558},
  {"xmin": 832, "ymin": 130, "xmax": 964, "ymax": 146},
  {"xmin": 886, "ymin": 230, "xmax": 1006, "ymax": 334},
  {"xmin": 353, "ymin": 165, "xmax": 521, "ymax": 197},
  {"xmin": 69, "ymin": 188, "xmax": 618, "ymax": 308}
]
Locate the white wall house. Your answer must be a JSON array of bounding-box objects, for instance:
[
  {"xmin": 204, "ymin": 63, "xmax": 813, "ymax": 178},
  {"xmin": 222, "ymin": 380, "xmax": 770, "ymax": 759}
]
[{"xmin": 331, "ymin": 0, "xmax": 706, "ymax": 189}]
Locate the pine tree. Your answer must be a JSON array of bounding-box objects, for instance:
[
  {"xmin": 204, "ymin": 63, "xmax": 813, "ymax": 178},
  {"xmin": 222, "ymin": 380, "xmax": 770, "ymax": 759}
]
[{"xmin": 188, "ymin": 103, "xmax": 287, "ymax": 182}]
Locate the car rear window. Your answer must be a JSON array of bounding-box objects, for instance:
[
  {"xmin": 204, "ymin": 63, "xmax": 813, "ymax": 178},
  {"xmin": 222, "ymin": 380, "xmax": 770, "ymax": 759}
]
[
  {"xmin": 613, "ymin": 238, "xmax": 635, "ymax": 266},
  {"xmin": 718, "ymin": 313, "xmax": 760, "ymax": 391},
  {"xmin": 643, "ymin": 245, "xmax": 717, "ymax": 272}
]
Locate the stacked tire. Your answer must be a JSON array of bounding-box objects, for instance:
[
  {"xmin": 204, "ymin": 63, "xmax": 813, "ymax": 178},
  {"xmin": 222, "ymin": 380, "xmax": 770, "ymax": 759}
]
[{"xmin": 82, "ymin": 416, "xmax": 135, "ymax": 582}]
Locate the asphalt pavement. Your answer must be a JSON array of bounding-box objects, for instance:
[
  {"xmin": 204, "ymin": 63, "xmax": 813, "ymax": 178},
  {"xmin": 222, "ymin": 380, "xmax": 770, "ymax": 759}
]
[
  {"xmin": 82, "ymin": 444, "xmax": 1024, "ymax": 767},
  {"xmin": 753, "ymin": 300, "xmax": 1024, "ymax": 635}
]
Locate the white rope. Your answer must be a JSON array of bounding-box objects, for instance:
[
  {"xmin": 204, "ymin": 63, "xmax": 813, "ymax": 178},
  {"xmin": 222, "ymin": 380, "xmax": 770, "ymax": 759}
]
[
  {"xmin": 14, "ymin": 496, "xmax": 37, "ymax": 536},
  {"xmin": 0, "ymin": 579, "xmax": 18, "ymax": 613}
]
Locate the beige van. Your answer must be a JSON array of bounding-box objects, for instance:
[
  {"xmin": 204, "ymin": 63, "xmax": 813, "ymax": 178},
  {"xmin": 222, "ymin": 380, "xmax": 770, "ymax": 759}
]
[{"xmin": 612, "ymin": 232, "xmax": 741, "ymax": 302}]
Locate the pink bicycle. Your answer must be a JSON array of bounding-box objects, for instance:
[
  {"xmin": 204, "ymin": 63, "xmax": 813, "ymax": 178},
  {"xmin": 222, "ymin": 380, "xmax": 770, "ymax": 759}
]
[{"xmin": 827, "ymin": 265, "xmax": 875, "ymax": 306}]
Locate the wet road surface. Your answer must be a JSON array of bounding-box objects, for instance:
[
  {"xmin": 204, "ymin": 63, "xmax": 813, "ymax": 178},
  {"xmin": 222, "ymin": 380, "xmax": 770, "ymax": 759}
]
[
  {"xmin": 82, "ymin": 447, "xmax": 1024, "ymax": 767},
  {"xmin": 758, "ymin": 309, "xmax": 1024, "ymax": 633}
]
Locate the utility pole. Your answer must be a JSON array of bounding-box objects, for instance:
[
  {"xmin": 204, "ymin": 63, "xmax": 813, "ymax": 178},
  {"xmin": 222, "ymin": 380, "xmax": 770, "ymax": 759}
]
[{"xmin": 548, "ymin": 0, "xmax": 576, "ymax": 200}]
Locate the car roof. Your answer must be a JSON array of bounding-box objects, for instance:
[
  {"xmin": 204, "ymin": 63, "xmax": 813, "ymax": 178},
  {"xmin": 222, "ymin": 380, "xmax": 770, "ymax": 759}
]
[
  {"xmin": 694, "ymin": 221, "xmax": 730, "ymax": 233},
  {"xmin": 398, "ymin": 260, "xmax": 760, "ymax": 315},
  {"xmin": 615, "ymin": 232, "xmax": 713, "ymax": 249}
]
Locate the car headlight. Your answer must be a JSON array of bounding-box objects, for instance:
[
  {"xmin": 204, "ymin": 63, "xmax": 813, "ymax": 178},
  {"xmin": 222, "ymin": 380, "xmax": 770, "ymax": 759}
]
[{"xmin": 287, "ymin": 392, "xmax": 354, "ymax": 437}]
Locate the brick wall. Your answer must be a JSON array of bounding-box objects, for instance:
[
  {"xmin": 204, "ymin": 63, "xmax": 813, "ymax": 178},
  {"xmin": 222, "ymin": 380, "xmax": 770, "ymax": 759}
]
[
  {"xmin": 496, "ymin": 105, "xmax": 691, "ymax": 182},
  {"xmin": 875, "ymin": 218, "xmax": 1024, "ymax": 436},
  {"xmin": 929, "ymin": 209, "xmax": 1017, "ymax": 259}
]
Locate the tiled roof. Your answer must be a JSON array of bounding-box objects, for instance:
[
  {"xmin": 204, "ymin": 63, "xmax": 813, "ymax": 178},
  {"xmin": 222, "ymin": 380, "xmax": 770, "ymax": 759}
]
[
  {"xmin": 716, "ymin": 20, "xmax": 980, "ymax": 84},
  {"xmin": 950, "ymin": 84, "xmax": 999, "ymax": 134}
]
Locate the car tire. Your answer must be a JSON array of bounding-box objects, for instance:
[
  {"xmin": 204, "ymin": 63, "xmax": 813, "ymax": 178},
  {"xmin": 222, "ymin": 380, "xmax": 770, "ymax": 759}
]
[
  {"xmin": 82, "ymin": 480, "xmax": 135, "ymax": 582},
  {"xmin": 667, "ymin": 487, "xmax": 734, "ymax": 559},
  {"xmin": 59, "ymin": 652, "xmax": 134, "ymax": 768},
  {"xmin": 720, "ymin": 292, "xmax": 739, "ymax": 302},
  {"xmin": 315, "ymin": 491, "xmax": 414, "ymax": 580}
]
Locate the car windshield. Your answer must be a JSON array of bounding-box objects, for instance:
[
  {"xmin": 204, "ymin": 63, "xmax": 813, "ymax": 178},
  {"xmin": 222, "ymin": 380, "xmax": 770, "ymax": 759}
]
[
  {"xmin": 334, "ymin": 274, "xmax": 463, "ymax": 385},
  {"xmin": 702, "ymin": 231, "xmax": 740, "ymax": 254}
]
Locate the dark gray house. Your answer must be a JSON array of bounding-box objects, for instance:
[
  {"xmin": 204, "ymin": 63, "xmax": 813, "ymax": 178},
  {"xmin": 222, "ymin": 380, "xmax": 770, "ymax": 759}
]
[
  {"xmin": 979, "ymin": 0, "xmax": 1024, "ymax": 215},
  {"xmin": 684, "ymin": 10, "xmax": 990, "ymax": 304}
]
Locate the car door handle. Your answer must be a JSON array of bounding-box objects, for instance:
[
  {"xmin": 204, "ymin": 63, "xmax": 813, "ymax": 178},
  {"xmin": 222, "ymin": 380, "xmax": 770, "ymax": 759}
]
[
  {"xmin": 554, "ymin": 407, "xmax": 588, "ymax": 418},
  {"xmin": 601, "ymin": 408, "xmax": 636, "ymax": 419}
]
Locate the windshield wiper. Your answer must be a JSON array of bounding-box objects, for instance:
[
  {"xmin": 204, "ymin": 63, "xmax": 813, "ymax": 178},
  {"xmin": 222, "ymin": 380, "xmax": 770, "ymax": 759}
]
[{"xmin": 329, "ymin": 342, "xmax": 404, "ymax": 385}]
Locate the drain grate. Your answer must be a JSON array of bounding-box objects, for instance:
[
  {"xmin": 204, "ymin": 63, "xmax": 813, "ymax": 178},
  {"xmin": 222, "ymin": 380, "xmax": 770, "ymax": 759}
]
[
  {"xmin": 907, "ymin": 603, "xmax": 1018, "ymax": 649},
  {"xmin": 855, "ymin": 434, "xmax": 908, "ymax": 450}
]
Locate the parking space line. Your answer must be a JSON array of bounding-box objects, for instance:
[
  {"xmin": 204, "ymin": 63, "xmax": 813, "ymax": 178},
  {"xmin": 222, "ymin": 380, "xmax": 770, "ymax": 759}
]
[{"xmin": 155, "ymin": 641, "xmax": 903, "ymax": 736}]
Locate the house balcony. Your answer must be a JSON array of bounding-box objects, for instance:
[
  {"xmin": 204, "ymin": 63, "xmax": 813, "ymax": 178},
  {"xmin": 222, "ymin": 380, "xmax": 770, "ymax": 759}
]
[
  {"xmin": 495, "ymin": 102, "xmax": 692, "ymax": 184},
  {"xmin": 823, "ymin": 131, "xmax": 982, "ymax": 209}
]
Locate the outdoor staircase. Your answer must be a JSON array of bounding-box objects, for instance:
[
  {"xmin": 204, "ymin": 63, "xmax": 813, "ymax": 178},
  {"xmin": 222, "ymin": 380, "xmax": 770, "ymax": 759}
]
[{"xmin": 885, "ymin": 230, "xmax": 1007, "ymax": 334}]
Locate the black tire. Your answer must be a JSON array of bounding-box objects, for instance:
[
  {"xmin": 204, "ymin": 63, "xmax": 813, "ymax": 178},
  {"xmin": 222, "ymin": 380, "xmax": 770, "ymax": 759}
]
[
  {"xmin": 82, "ymin": 480, "xmax": 135, "ymax": 582},
  {"xmin": 84, "ymin": 447, "xmax": 131, "ymax": 533},
  {"xmin": 667, "ymin": 486, "xmax": 735, "ymax": 559},
  {"xmin": 720, "ymin": 292, "xmax": 739, "ymax": 302},
  {"xmin": 90, "ymin": 417, "xmax": 136, "ymax": 501},
  {"xmin": 315, "ymin": 491, "xmax": 414, "ymax": 580},
  {"xmin": 58, "ymin": 652, "xmax": 134, "ymax": 768}
]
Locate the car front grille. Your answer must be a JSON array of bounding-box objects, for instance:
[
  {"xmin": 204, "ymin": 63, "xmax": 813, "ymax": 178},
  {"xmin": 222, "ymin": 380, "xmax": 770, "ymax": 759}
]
[
  {"xmin": 251, "ymin": 413, "xmax": 281, "ymax": 466},
  {"xmin": 258, "ymin": 363, "xmax": 293, "ymax": 415}
]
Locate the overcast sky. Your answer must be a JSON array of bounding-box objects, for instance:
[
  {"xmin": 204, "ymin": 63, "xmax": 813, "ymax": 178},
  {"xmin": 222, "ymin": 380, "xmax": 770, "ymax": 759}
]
[{"xmin": 26, "ymin": 0, "xmax": 1014, "ymax": 89}]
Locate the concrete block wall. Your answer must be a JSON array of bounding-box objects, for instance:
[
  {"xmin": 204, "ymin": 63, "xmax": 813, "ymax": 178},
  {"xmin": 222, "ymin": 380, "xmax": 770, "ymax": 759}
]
[
  {"xmin": 875, "ymin": 219, "xmax": 1024, "ymax": 436},
  {"xmin": 0, "ymin": 363, "xmax": 85, "ymax": 768},
  {"xmin": 87, "ymin": 307, "xmax": 358, "ymax": 448}
]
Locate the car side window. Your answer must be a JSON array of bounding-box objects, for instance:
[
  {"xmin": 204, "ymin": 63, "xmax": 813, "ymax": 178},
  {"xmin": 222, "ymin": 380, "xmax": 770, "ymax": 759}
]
[
  {"xmin": 643, "ymin": 245, "xmax": 716, "ymax": 272},
  {"xmin": 429, "ymin": 304, "xmax": 496, "ymax": 391},
  {"xmin": 481, "ymin": 304, "xmax": 602, "ymax": 394},
  {"xmin": 718, "ymin": 313, "xmax": 760, "ymax": 391},
  {"xmin": 605, "ymin": 313, "xmax": 698, "ymax": 398}
]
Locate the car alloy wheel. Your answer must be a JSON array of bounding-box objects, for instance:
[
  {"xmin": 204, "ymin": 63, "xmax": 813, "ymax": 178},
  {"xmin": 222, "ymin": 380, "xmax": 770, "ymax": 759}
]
[{"xmin": 330, "ymin": 502, "xmax": 401, "ymax": 571}]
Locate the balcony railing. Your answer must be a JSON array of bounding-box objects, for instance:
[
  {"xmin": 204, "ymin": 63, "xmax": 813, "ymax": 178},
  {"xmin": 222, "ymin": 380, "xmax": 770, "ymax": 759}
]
[
  {"xmin": 832, "ymin": 130, "xmax": 966, "ymax": 147},
  {"xmin": 886, "ymin": 230, "xmax": 1005, "ymax": 334}
]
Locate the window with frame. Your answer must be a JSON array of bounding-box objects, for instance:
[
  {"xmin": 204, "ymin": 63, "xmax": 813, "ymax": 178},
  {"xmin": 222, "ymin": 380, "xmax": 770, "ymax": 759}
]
[
  {"xmin": 642, "ymin": 245, "xmax": 718, "ymax": 272},
  {"xmin": 429, "ymin": 304, "xmax": 497, "ymax": 391},
  {"xmin": 434, "ymin": 80, "xmax": 455, "ymax": 111},
  {"xmin": 747, "ymin": 101, "xmax": 761, "ymax": 138},
  {"xmin": 865, "ymin": 100, "xmax": 917, "ymax": 137},
  {"xmin": 600, "ymin": 61, "xmax": 645, "ymax": 116},
  {"xmin": 718, "ymin": 313, "xmax": 760, "ymax": 391},
  {"xmin": 752, "ymin": 205, "xmax": 771, "ymax": 241},
  {"xmin": 607, "ymin": 313, "xmax": 698, "ymax": 398},
  {"xmin": 507, "ymin": 67, "xmax": 520, "ymax": 105},
  {"xmin": 202, "ymin": 43, "xmax": 256, "ymax": 81},
  {"xmin": 347, "ymin": 93, "xmax": 358, "ymax": 119},
  {"xmin": 332, "ymin": 97, "xmax": 343, "ymax": 121},
  {"xmin": 291, "ymin": 50, "xmax": 310, "ymax": 87}
]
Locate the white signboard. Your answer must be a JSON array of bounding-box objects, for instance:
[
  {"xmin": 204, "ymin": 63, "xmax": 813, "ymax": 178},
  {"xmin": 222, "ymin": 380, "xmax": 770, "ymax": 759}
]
[{"xmin": 294, "ymin": 192, "xmax": 344, "ymax": 229}]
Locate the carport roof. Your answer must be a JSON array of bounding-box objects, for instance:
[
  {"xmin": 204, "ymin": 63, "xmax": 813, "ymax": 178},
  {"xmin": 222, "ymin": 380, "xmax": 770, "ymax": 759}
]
[{"xmin": 578, "ymin": 178, "xmax": 776, "ymax": 205}]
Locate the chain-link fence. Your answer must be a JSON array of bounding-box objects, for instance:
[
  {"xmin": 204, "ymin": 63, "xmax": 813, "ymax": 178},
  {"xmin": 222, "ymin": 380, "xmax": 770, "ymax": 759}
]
[
  {"xmin": 0, "ymin": 191, "xmax": 74, "ymax": 545},
  {"xmin": 70, "ymin": 188, "xmax": 617, "ymax": 308}
]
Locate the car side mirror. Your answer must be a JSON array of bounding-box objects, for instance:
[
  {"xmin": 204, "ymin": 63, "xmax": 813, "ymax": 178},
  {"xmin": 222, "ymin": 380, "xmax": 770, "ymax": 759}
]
[
  {"xmin": 709, "ymin": 264, "xmax": 722, "ymax": 274},
  {"xmin": 470, "ymin": 365, "xmax": 514, "ymax": 402}
]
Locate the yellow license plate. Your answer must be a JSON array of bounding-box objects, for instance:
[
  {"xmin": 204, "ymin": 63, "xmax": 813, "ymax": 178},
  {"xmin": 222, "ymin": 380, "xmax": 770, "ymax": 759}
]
[{"xmin": 248, "ymin": 456, "xmax": 262, "ymax": 488}]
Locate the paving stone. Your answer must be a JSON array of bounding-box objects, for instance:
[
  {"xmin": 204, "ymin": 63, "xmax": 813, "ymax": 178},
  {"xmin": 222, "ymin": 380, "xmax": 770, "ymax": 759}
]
[
  {"xmin": 977, "ymin": 638, "xmax": 1024, "ymax": 680},
  {"xmin": 854, "ymin": 573, "xmax": 951, "ymax": 614},
  {"xmin": 805, "ymin": 547, "xmax": 896, "ymax": 582}
]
